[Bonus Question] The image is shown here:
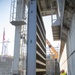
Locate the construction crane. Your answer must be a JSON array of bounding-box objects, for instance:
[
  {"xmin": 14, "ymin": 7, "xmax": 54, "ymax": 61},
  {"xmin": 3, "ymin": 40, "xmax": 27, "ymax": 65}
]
[{"xmin": 46, "ymin": 39, "xmax": 58, "ymax": 59}]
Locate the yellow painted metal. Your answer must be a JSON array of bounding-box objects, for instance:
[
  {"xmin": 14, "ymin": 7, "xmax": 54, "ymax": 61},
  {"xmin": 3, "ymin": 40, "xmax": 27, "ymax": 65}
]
[{"xmin": 46, "ymin": 39, "xmax": 58, "ymax": 59}]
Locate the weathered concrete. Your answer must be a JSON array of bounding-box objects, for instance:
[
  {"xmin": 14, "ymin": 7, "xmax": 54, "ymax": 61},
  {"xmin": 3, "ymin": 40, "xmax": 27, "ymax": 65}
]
[
  {"xmin": 46, "ymin": 58, "xmax": 60, "ymax": 75},
  {"xmin": 60, "ymin": 13, "xmax": 75, "ymax": 75},
  {"xmin": 66, "ymin": 14, "xmax": 75, "ymax": 75},
  {"xmin": 0, "ymin": 56, "xmax": 13, "ymax": 75}
]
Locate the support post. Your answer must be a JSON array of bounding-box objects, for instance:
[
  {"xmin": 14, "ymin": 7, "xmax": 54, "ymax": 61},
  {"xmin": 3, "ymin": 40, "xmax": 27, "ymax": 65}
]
[
  {"xmin": 27, "ymin": 0, "xmax": 37, "ymax": 75},
  {"xmin": 13, "ymin": 26, "xmax": 21, "ymax": 75}
]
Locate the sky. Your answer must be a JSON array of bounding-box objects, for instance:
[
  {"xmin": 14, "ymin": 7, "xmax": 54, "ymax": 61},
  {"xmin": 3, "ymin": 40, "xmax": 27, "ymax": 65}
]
[
  {"xmin": 0, "ymin": 0, "xmax": 15, "ymax": 56},
  {"xmin": 0, "ymin": 0, "xmax": 60, "ymax": 56},
  {"xmin": 43, "ymin": 16, "xmax": 60, "ymax": 53}
]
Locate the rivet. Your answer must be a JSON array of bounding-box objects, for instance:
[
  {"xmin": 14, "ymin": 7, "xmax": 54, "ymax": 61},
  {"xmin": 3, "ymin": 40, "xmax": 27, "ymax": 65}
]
[
  {"xmin": 31, "ymin": 11, "xmax": 33, "ymax": 13},
  {"xmin": 30, "ymin": 40, "xmax": 32, "ymax": 43}
]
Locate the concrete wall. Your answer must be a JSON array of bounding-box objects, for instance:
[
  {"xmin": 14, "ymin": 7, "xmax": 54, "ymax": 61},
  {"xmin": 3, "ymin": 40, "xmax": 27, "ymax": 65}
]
[
  {"xmin": 60, "ymin": 43, "xmax": 68, "ymax": 73},
  {"xmin": 46, "ymin": 58, "xmax": 55, "ymax": 75},
  {"xmin": 46, "ymin": 58, "xmax": 60, "ymax": 75},
  {"xmin": 0, "ymin": 56, "xmax": 13, "ymax": 75},
  {"xmin": 66, "ymin": 14, "xmax": 75, "ymax": 75},
  {"xmin": 60, "ymin": 14, "xmax": 75, "ymax": 75}
]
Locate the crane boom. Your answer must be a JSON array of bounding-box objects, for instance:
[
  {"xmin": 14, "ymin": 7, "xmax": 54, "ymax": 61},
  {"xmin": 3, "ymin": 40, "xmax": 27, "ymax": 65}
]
[{"xmin": 46, "ymin": 39, "xmax": 58, "ymax": 59}]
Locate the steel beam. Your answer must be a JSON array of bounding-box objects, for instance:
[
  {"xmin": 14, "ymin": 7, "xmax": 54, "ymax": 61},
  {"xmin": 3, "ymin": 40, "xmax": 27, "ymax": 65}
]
[{"xmin": 26, "ymin": 0, "xmax": 37, "ymax": 75}]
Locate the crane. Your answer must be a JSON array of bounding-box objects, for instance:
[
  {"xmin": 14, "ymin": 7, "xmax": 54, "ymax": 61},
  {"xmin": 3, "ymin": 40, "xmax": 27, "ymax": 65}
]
[{"xmin": 46, "ymin": 39, "xmax": 58, "ymax": 59}]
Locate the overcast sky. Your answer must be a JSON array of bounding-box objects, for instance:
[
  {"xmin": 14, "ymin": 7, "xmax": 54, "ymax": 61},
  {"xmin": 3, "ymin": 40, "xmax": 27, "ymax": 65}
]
[{"xmin": 0, "ymin": 0, "xmax": 15, "ymax": 56}]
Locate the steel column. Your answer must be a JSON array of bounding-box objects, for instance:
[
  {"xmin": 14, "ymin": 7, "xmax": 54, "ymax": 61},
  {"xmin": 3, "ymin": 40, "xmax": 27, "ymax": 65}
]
[{"xmin": 27, "ymin": 0, "xmax": 37, "ymax": 75}]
